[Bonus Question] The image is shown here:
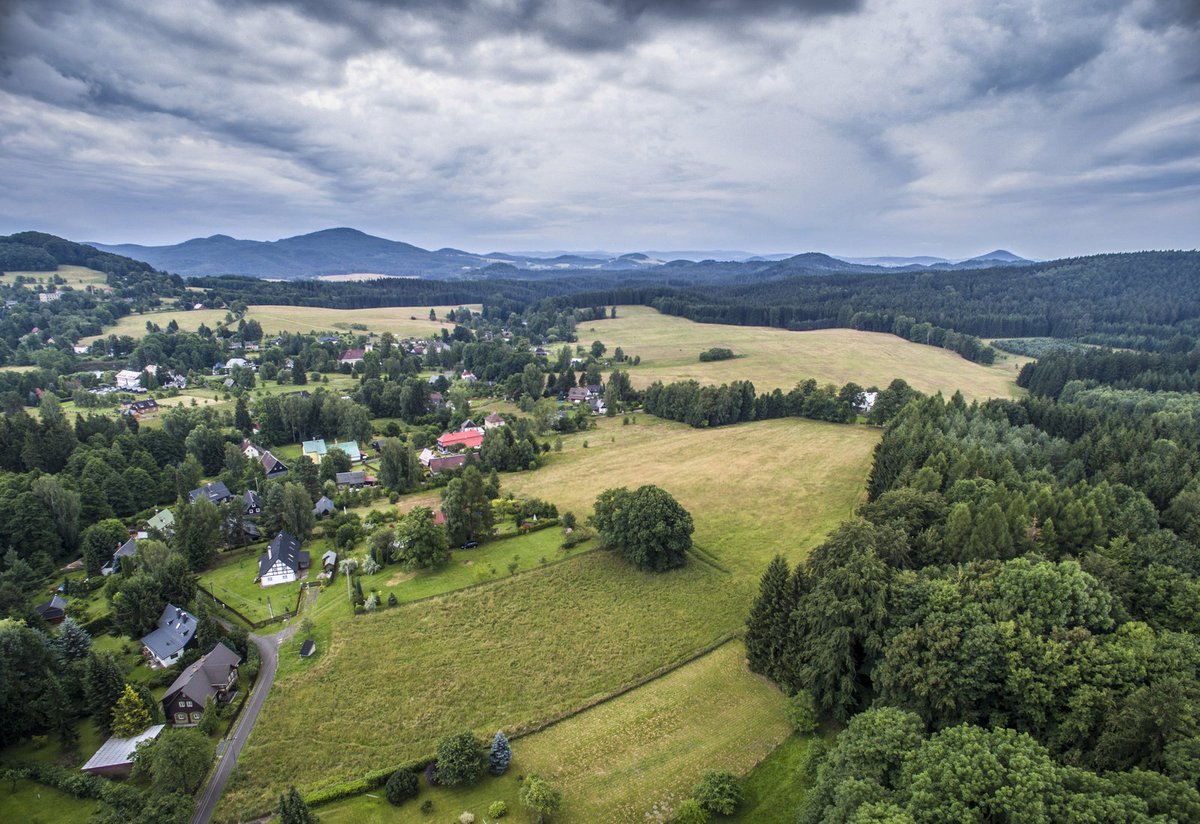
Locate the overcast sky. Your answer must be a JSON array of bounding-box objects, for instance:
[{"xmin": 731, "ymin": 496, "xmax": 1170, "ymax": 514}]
[{"xmin": 1, "ymin": 0, "xmax": 1197, "ymax": 258}]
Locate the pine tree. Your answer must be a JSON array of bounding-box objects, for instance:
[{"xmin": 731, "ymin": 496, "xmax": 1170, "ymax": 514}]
[
  {"xmin": 489, "ymin": 730, "xmax": 512, "ymax": 775},
  {"xmin": 111, "ymin": 683, "xmax": 152, "ymax": 738},
  {"xmin": 277, "ymin": 786, "xmax": 317, "ymax": 824},
  {"xmin": 235, "ymin": 396, "xmax": 253, "ymax": 436},
  {"xmin": 745, "ymin": 555, "xmax": 793, "ymax": 680},
  {"xmin": 54, "ymin": 617, "xmax": 92, "ymax": 661},
  {"xmin": 85, "ymin": 652, "xmax": 126, "ymax": 736}
]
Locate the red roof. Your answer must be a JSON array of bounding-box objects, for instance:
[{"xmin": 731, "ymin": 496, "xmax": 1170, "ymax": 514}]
[
  {"xmin": 437, "ymin": 430, "xmax": 484, "ymax": 450},
  {"xmin": 433, "ymin": 510, "xmax": 446, "ymax": 525},
  {"xmin": 340, "ymin": 348, "xmax": 366, "ymax": 361}
]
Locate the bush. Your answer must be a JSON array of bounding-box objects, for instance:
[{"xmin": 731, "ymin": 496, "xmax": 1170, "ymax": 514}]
[
  {"xmin": 699, "ymin": 347, "xmax": 736, "ymax": 362},
  {"xmin": 459, "ymin": 813, "xmax": 475, "ymax": 824},
  {"xmin": 436, "ymin": 730, "xmax": 484, "ymax": 786},
  {"xmin": 384, "ymin": 768, "xmax": 419, "ymax": 805},
  {"xmin": 693, "ymin": 771, "xmax": 742, "ymax": 816},
  {"xmin": 672, "ymin": 798, "xmax": 708, "ymax": 824},
  {"xmin": 420, "ymin": 799, "xmax": 433, "ymax": 814},
  {"xmin": 488, "ymin": 800, "xmax": 508, "ymax": 818},
  {"xmin": 786, "ymin": 690, "xmax": 819, "ymax": 734}
]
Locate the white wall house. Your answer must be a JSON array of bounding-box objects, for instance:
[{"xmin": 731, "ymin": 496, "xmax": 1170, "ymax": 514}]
[
  {"xmin": 258, "ymin": 531, "xmax": 310, "ymax": 587},
  {"xmin": 115, "ymin": 369, "xmax": 143, "ymax": 390}
]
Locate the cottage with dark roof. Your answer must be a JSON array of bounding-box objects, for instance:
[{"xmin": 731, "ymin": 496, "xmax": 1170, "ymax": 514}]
[
  {"xmin": 101, "ymin": 537, "xmax": 137, "ymax": 576},
  {"xmin": 335, "ymin": 470, "xmax": 373, "ymax": 489},
  {"xmin": 36, "ymin": 594, "xmax": 68, "ymax": 625},
  {"xmin": 141, "ymin": 604, "xmax": 197, "ymax": 668},
  {"xmin": 313, "ymin": 496, "xmax": 336, "ymax": 517},
  {"xmin": 258, "ymin": 531, "xmax": 310, "ymax": 587},
  {"xmin": 161, "ymin": 642, "xmax": 241, "ymax": 726},
  {"xmin": 188, "ymin": 480, "xmax": 234, "ymax": 505},
  {"xmin": 261, "ymin": 450, "xmax": 288, "ymax": 480},
  {"xmin": 429, "ymin": 453, "xmax": 469, "ymax": 474},
  {"xmin": 243, "ymin": 489, "xmax": 262, "ymax": 515}
]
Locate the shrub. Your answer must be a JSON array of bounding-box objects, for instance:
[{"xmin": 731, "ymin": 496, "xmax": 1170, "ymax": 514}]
[
  {"xmin": 693, "ymin": 770, "xmax": 742, "ymax": 816},
  {"xmin": 519, "ymin": 775, "xmax": 562, "ymax": 823},
  {"xmin": 384, "ymin": 768, "xmax": 419, "ymax": 805},
  {"xmin": 786, "ymin": 690, "xmax": 819, "ymax": 734},
  {"xmin": 435, "ymin": 730, "xmax": 484, "ymax": 786},
  {"xmin": 420, "ymin": 799, "xmax": 434, "ymax": 814},
  {"xmin": 672, "ymin": 798, "xmax": 708, "ymax": 824},
  {"xmin": 488, "ymin": 800, "xmax": 508, "ymax": 818},
  {"xmin": 459, "ymin": 813, "xmax": 475, "ymax": 824}
]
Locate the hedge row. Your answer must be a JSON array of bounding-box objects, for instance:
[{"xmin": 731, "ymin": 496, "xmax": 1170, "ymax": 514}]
[
  {"xmin": 306, "ymin": 757, "xmax": 433, "ymax": 807},
  {"xmin": 11, "ymin": 760, "xmax": 104, "ymax": 799}
]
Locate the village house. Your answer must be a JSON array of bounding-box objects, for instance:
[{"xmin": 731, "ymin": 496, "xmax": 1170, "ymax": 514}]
[
  {"xmin": 429, "ymin": 454, "xmax": 469, "ymax": 474},
  {"xmin": 240, "ymin": 439, "xmax": 265, "ymax": 460},
  {"xmin": 141, "ymin": 604, "xmax": 196, "ymax": 668},
  {"xmin": 322, "ymin": 550, "xmax": 338, "ymax": 574},
  {"xmin": 258, "ymin": 531, "xmax": 310, "ymax": 587},
  {"xmin": 261, "ymin": 451, "xmax": 289, "ymax": 480},
  {"xmin": 302, "ymin": 438, "xmax": 328, "ymax": 459},
  {"xmin": 566, "ymin": 386, "xmax": 589, "ymax": 403},
  {"xmin": 35, "ymin": 594, "xmax": 68, "ymax": 625},
  {"xmin": 339, "ymin": 347, "xmax": 366, "ymax": 366},
  {"xmin": 312, "ymin": 496, "xmax": 336, "ymax": 517},
  {"xmin": 161, "ymin": 642, "xmax": 241, "ymax": 726},
  {"xmin": 437, "ymin": 430, "xmax": 484, "ymax": 451},
  {"xmin": 101, "ymin": 537, "xmax": 137, "ymax": 576},
  {"xmin": 114, "ymin": 369, "xmax": 143, "ymax": 390},
  {"xmin": 127, "ymin": 398, "xmax": 158, "ymax": 416},
  {"xmin": 484, "ymin": 412, "xmax": 506, "ymax": 429},
  {"xmin": 188, "ymin": 480, "xmax": 234, "ymax": 505},
  {"xmin": 335, "ymin": 470, "xmax": 375, "ymax": 489},
  {"xmin": 146, "ymin": 508, "xmax": 175, "ymax": 535},
  {"xmin": 243, "ymin": 489, "xmax": 262, "ymax": 515}
]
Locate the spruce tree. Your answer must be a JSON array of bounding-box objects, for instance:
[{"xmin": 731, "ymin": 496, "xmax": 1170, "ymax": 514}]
[
  {"xmin": 234, "ymin": 396, "xmax": 253, "ymax": 436},
  {"xmin": 85, "ymin": 652, "xmax": 126, "ymax": 736},
  {"xmin": 54, "ymin": 617, "xmax": 92, "ymax": 661},
  {"xmin": 489, "ymin": 730, "xmax": 512, "ymax": 775},
  {"xmin": 745, "ymin": 555, "xmax": 793, "ymax": 680},
  {"xmin": 111, "ymin": 683, "xmax": 152, "ymax": 738},
  {"xmin": 277, "ymin": 785, "xmax": 317, "ymax": 824}
]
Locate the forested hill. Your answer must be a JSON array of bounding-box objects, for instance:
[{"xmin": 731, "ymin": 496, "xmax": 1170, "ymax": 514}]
[
  {"xmin": 0, "ymin": 231, "xmax": 171, "ymax": 288},
  {"xmin": 550, "ymin": 251, "xmax": 1200, "ymax": 353}
]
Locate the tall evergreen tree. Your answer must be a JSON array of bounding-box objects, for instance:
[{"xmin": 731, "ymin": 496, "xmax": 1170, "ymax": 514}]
[
  {"xmin": 110, "ymin": 683, "xmax": 152, "ymax": 738},
  {"xmin": 489, "ymin": 730, "xmax": 512, "ymax": 775},
  {"xmin": 85, "ymin": 652, "xmax": 126, "ymax": 736},
  {"xmin": 277, "ymin": 786, "xmax": 317, "ymax": 824},
  {"xmin": 745, "ymin": 555, "xmax": 795, "ymax": 681}
]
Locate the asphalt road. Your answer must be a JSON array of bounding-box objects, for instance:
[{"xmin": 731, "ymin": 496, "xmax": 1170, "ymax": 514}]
[{"xmin": 191, "ymin": 611, "xmax": 305, "ymax": 824}]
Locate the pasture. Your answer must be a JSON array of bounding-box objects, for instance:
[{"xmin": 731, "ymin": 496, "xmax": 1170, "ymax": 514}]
[
  {"xmin": 585, "ymin": 305, "xmax": 1023, "ymax": 402},
  {"xmin": 241, "ymin": 304, "xmax": 483, "ymax": 337},
  {"xmin": 4, "ymin": 264, "xmax": 109, "ymax": 288},
  {"xmin": 316, "ymin": 640, "xmax": 792, "ymax": 824},
  {"xmin": 78, "ymin": 308, "xmax": 229, "ymax": 343},
  {"xmin": 216, "ymin": 414, "xmax": 877, "ymax": 819}
]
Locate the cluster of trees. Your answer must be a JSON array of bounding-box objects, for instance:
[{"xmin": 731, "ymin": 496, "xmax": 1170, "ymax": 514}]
[
  {"xmin": 698, "ymin": 347, "xmax": 735, "ymax": 362},
  {"xmin": 744, "ymin": 390, "xmax": 1200, "ymax": 820},
  {"xmin": 591, "ymin": 485, "xmax": 693, "ymax": 571},
  {"xmin": 1020, "ymin": 346, "xmax": 1200, "ymax": 398},
  {"xmin": 642, "ymin": 377, "xmax": 916, "ymax": 428}
]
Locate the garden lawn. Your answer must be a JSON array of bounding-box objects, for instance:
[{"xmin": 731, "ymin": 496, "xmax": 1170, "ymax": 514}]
[
  {"xmin": 315, "ymin": 640, "xmax": 790, "ymax": 824},
  {"xmin": 0, "ymin": 779, "xmax": 99, "ymax": 823},
  {"xmin": 198, "ymin": 546, "xmax": 301, "ymax": 625},
  {"xmin": 585, "ymin": 305, "xmax": 1023, "ymax": 402},
  {"xmin": 218, "ymin": 551, "xmax": 742, "ymax": 818},
  {"xmin": 242, "ymin": 304, "xmax": 482, "ymax": 337}
]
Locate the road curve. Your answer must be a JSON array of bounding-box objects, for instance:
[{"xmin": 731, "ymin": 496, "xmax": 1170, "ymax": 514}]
[{"xmin": 191, "ymin": 616, "xmax": 302, "ymax": 824}]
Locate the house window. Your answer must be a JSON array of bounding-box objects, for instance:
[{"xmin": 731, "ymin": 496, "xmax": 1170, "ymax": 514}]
[
  {"xmin": 184, "ymin": 700, "xmax": 193, "ymax": 708},
  {"xmin": 175, "ymin": 713, "xmax": 187, "ymax": 723},
  {"xmin": 191, "ymin": 712, "xmax": 202, "ymax": 722}
]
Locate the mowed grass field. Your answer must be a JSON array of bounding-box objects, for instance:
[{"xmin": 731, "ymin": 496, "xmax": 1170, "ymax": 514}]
[
  {"xmin": 242, "ymin": 304, "xmax": 482, "ymax": 336},
  {"xmin": 317, "ymin": 640, "xmax": 790, "ymax": 824},
  {"xmin": 78, "ymin": 308, "xmax": 229, "ymax": 343},
  {"xmin": 199, "ymin": 546, "xmax": 300, "ymax": 624},
  {"xmin": 584, "ymin": 305, "xmax": 1023, "ymax": 402},
  {"xmin": 4, "ymin": 265, "xmax": 109, "ymax": 288},
  {"xmin": 217, "ymin": 415, "xmax": 877, "ymax": 819}
]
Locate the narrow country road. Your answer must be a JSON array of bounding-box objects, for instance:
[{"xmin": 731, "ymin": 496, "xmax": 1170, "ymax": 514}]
[{"xmin": 191, "ymin": 591, "xmax": 312, "ymax": 824}]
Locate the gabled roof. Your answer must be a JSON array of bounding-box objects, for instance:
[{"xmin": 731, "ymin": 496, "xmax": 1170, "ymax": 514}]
[
  {"xmin": 485, "ymin": 413, "xmax": 505, "ymax": 424},
  {"xmin": 313, "ymin": 496, "xmax": 336, "ymax": 515},
  {"xmin": 429, "ymin": 454, "xmax": 468, "ymax": 474},
  {"xmin": 36, "ymin": 594, "xmax": 67, "ymax": 616},
  {"xmin": 243, "ymin": 490, "xmax": 261, "ymax": 509},
  {"xmin": 261, "ymin": 451, "xmax": 287, "ymax": 474},
  {"xmin": 567, "ymin": 387, "xmax": 589, "ymax": 400},
  {"xmin": 322, "ymin": 549, "xmax": 337, "ymax": 567},
  {"xmin": 437, "ymin": 430, "xmax": 484, "ymax": 450},
  {"xmin": 299, "ymin": 639, "xmax": 316, "ymax": 657},
  {"xmin": 189, "ymin": 481, "xmax": 233, "ymax": 504},
  {"xmin": 162, "ymin": 642, "xmax": 241, "ymax": 707},
  {"xmin": 258, "ymin": 531, "xmax": 309, "ymax": 578},
  {"xmin": 339, "ymin": 348, "xmax": 366, "ymax": 361},
  {"xmin": 146, "ymin": 508, "xmax": 175, "ymax": 532},
  {"xmin": 81, "ymin": 725, "xmax": 164, "ymax": 773},
  {"xmin": 330, "ymin": 441, "xmax": 362, "ymax": 462},
  {"xmin": 141, "ymin": 604, "xmax": 196, "ymax": 662},
  {"xmin": 302, "ymin": 439, "xmax": 328, "ymax": 455},
  {"xmin": 335, "ymin": 471, "xmax": 367, "ymax": 485}
]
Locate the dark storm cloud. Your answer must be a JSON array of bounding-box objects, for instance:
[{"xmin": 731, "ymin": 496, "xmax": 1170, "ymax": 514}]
[{"xmin": 216, "ymin": 0, "xmax": 863, "ymax": 52}]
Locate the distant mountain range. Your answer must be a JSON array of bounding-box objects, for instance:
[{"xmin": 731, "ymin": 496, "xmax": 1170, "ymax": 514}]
[{"xmin": 88, "ymin": 227, "xmax": 1034, "ymax": 280}]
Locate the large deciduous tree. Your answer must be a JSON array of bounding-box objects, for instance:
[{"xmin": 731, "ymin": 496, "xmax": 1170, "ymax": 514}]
[{"xmin": 592, "ymin": 485, "xmax": 693, "ymax": 571}]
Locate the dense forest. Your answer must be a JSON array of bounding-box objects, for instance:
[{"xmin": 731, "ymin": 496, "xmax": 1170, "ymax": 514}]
[{"xmin": 745, "ymin": 387, "xmax": 1200, "ymax": 820}]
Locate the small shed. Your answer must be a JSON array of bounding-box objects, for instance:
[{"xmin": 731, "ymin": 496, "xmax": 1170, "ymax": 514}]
[
  {"xmin": 81, "ymin": 724, "xmax": 164, "ymax": 776},
  {"xmin": 299, "ymin": 639, "xmax": 316, "ymax": 658},
  {"xmin": 36, "ymin": 594, "xmax": 68, "ymax": 625}
]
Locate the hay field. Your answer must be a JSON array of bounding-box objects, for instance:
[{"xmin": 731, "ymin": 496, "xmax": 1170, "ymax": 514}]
[
  {"xmin": 218, "ymin": 415, "xmax": 875, "ymax": 818},
  {"xmin": 242, "ymin": 304, "xmax": 482, "ymax": 336},
  {"xmin": 585, "ymin": 305, "xmax": 1022, "ymax": 402},
  {"xmin": 4, "ymin": 264, "xmax": 109, "ymax": 288},
  {"xmin": 316, "ymin": 641, "xmax": 790, "ymax": 824},
  {"xmin": 78, "ymin": 308, "xmax": 229, "ymax": 343}
]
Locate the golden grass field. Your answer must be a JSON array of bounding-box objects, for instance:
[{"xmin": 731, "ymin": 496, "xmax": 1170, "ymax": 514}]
[
  {"xmin": 78, "ymin": 308, "xmax": 230, "ymax": 344},
  {"xmin": 217, "ymin": 415, "xmax": 876, "ymax": 819},
  {"xmin": 583, "ymin": 305, "xmax": 1024, "ymax": 402},
  {"xmin": 4, "ymin": 265, "xmax": 110, "ymax": 288},
  {"xmin": 242, "ymin": 303, "xmax": 483, "ymax": 336},
  {"xmin": 316, "ymin": 640, "xmax": 791, "ymax": 824}
]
